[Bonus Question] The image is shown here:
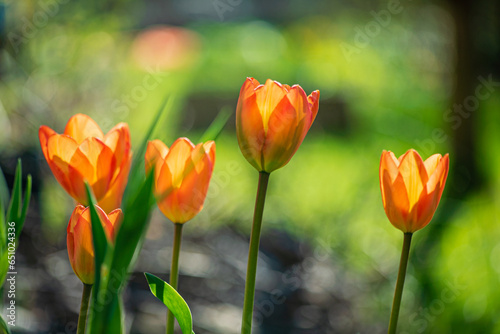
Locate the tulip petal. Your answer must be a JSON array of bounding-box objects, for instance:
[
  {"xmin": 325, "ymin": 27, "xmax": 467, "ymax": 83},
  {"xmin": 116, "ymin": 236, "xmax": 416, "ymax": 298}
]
[
  {"xmin": 45, "ymin": 134, "xmax": 80, "ymax": 197},
  {"xmin": 158, "ymin": 153, "xmax": 213, "ymax": 223},
  {"xmin": 165, "ymin": 138, "xmax": 195, "ymax": 188},
  {"xmin": 413, "ymin": 154, "xmax": 449, "ymax": 231},
  {"xmin": 64, "ymin": 114, "xmax": 104, "ymax": 144},
  {"xmin": 69, "ymin": 138, "xmax": 116, "ymax": 203},
  {"xmin": 97, "ymin": 152, "xmax": 131, "ymax": 213},
  {"xmin": 382, "ymin": 170, "xmax": 410, "ymax": 232},
  {"xmin": 255, "ymin": 79, "xmax": 288, "ymax": 131},
  {"xmin": 236, "ymin": 78, "xmax": 266, "ymax": 171},
  {"xmin": 262, "ymin": 94, "xmax": 307, "ymax": 172},
  {"xmin": 307, "ymin": 90, "xmax": 320, "ymax": 128},
  {"xmin": 424, "ymin": 153, "xmax": 442, "ymax": 177},
  {"xmin": 107, "ymin": 208, "xmax": 124, "ymax": 241},
  {"xmin": 104, "ymin": 122, "xmax": 131, "ymax": 165},
  {"xmin": 398, "ymin": 149, "xmax": 428, "ymax": 210}
]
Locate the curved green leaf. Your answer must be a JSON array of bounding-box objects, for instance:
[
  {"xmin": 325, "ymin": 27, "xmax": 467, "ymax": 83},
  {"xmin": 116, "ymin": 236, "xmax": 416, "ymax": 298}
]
[
  {"xmin": 145, "ymin": 273, "xmax": 195, "ymax": 334},
  {"xmin": 0, "ymin": 315, "xmax": 12, "ymax": 334}
]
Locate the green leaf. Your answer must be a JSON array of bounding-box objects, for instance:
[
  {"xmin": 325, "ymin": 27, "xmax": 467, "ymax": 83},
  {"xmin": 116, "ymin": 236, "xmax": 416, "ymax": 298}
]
[
  {"xmin": 85, "ymin": 184, "xmax": 110, "ymax": 290},
  {"xmin": 0, "ymin": 315, "xmax": 12, "ymax": 334},
  {"xmin": 6, "ymin": 160, "xmax": 32, "ymax": 241},
  {"xmin": 145, "ymin": 273, "xmax": 194, "ymax": 334},
  {"xmin": 123, "ymin": 95, "xmax": 174, "ymax": 202},
  {"xmin": 88, "ymin": 97, "xmax": 171, "ymax": 333},
  {"xmin": 0, "ymin": 167, "xmax": 9, "ymax": 211},
  {"xmin": 198, "ymin": 106, "xmax": 232, "ymax": 143}
]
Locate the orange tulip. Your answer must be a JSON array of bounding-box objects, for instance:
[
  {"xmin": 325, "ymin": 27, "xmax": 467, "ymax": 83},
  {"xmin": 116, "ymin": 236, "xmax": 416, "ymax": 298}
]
[
  {"xmin": 67, "ymin": 205, "xmax": 122, "ymax": 284},
  {"xmin": 379, "ymin": 149, "xmax": 449, "ymax": 233},
  {"xmin": 236, "ymin": 78, "xmax": 320, "ymax": 173},
  {"xmin": 39, "ymin": 114, "xmax": 132, "ymax": 213},
  {"xmin": 145, "ymin": 137, "xmax": 216, "ymax": 224}
]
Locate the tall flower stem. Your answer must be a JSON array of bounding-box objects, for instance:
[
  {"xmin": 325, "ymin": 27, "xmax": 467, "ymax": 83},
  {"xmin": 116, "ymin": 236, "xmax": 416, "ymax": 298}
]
[
  {"xmin": 388, "ymin": 232, "xmax": 413, "ymax": 334},
  {"xmin": 166, "ymin": 223, "xmax": 184, "ymax": 334},
  {"xmin": 77, "ymin": 283, "xmax": 92, "ymax": 334},
  {"xmin": 241, "ymin": 172, "xmax": 270, "ymax": 334}
]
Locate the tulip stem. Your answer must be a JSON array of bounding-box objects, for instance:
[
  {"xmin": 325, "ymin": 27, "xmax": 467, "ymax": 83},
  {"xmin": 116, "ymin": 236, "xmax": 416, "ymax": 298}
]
[
  {"xmin": 241, "ymin": 171, "xmax": 270, "ymax": 334},
  {"xmin": 388, "ymin": 232, "xmax": 413, "ymax": 334},
  {"xmin": 166, "ymin": 223, "xmax": 183, "ymax": 334},
  {"xmin": 77, "ymin": 283, "xmax": 92, "ymax": 334}
]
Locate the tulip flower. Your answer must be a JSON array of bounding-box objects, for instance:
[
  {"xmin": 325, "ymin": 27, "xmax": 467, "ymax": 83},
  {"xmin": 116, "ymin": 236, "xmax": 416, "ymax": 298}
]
[
  {"xmin": 145, "ymin": 137, "xmax": 215, "ymax": 334},
  {"xmin": 380, "ymin": 149, "xmax": 449, "ymax": 334},
  {"xmin": 67, "ymin": 204, "xmax": 122, "ymax": 285},
  {"xmin": 237, "ymin": 78, "xmax": 319, "ymax": 334},
  {"xmin": 236, "ymin": 77, "xmax": 320, "ymax": 173},
  {"xmin": 39, "ymin": 114, "xmax": 132, "ymax": 213},
  {"xmin": 145, "ymin": 137, "xmax": 216, "ymax": 224},
  {"xmin": 379, "ymin": 149, "xmax": 449, "ymax": 233}
]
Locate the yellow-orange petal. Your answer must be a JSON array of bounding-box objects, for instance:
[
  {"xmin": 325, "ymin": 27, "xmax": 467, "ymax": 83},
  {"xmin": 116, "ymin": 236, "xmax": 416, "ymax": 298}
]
[
  {"xmin": 64, "ymin": 114, "xmax": 104, "ymax": 144},
  {"xmin": 255, "ymin": 79, "xmax": 288, "ymax": 131},
  {"xmin": 236, "ymin": 79, "xmax": 266, "ymax": 171},
  {"xmin": 381, "ymin": 170, "xmax": 410, "ymax": 231},
  {"xmin": 97, "ymin": 152, "xmax": 131, "ymax": 213},
  {"xmin": 397, "ymin": 149, "xmax": 428, "ymax": 210},
  {"xmin": 262, "ymin": 95, "xmax": 306, "ymax": 172},
  {"xmin": 165, "ymin": 138, "xmax": 195, "ymax": 188},
  {"xmin": 107, "ymin": 208, "xmax": 124, "ymax": 241},
  {"xmin": 307, "ymin": 90, "xmax": 320, "ymax": 128},
  {"xmin": 69, "ymin": 138, "xmax": 117, "ymax": 203},
  {"xmin": 45, "ymin": 133, "xmax": 79, "ymax": 198},
  {"xmin": 145, "ymin": 139, "xmax": 170, "ymax": 178},
  {"xmin": 104, "ymin": 122, "xmax": 131, "ymax": 165}
]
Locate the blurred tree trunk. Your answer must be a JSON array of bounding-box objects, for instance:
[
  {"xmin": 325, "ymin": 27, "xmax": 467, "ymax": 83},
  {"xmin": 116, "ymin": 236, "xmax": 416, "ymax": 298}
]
[{"xmin": 415, "ymin": 0, "xmax": 499, "ymax": 330}]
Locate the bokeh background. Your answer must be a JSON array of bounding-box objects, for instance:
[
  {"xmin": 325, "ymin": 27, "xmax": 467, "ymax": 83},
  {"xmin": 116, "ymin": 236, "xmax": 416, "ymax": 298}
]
[{"xmin": 1, "ymin": 0, "xmax": 500, "ymax": 333}]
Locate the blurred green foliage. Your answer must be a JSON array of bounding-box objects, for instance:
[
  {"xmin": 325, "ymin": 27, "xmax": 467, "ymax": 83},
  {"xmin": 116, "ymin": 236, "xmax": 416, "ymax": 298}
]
[{"xmin": 1, "ymin": 0, "xmax": 499, "ymax": 333}]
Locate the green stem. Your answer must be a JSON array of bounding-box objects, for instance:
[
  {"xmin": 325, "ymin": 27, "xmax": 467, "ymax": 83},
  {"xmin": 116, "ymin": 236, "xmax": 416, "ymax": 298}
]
[
  {"xmin": 241, "ymin": 172, "xmax": 270, "ymax": 334},
  {"xmin": 166, "ymin": 223, "xmax": 184, "ymax": 334},
  {"xmin": 388, "ymin": 232, "xmax": 413, "ymax": 334},
  {"xmin": 77, "ymin": 283, "xmax": 92, "ymax": 334}
]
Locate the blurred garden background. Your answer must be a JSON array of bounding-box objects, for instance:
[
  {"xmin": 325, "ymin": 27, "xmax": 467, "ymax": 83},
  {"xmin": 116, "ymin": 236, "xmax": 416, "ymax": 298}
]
[{"xmin": 1, "ymin": 0, "xmax": 500, "ymax": 333}]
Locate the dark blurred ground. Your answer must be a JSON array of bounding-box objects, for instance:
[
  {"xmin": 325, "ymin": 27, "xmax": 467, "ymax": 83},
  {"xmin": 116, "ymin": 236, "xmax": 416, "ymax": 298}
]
[{"xmin": 1, "ymin": 0, "xmax": 500, "ymax": 333}]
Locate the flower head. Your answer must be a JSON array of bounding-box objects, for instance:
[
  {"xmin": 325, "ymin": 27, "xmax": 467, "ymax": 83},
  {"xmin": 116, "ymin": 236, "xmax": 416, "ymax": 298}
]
[
  {"xmin": 236, "ymin": 78, "xmax": 319, "ymax": 173},
  {"xmin": 67, "ymin": 205, "xmax": 122, "ymax": 284},
  {"xmin": 39, "ymin": 114, "xmax": 132, "ymax": 213},
  {"xmin": 379, "ymin": 149, "xmax": 449, "ymax": 233},
  {"xmin": 145, "ymin": 137, "xmax": 216, "ymax": 224}
]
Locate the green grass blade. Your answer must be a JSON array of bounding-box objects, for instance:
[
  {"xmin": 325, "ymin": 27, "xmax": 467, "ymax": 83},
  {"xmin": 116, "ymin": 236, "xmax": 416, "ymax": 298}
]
[
  {"xmin": 198, "ymin": 106, "xmax": 232, "ymax": 143},
  {"xmin": 145, "ymin": 273, "xmax": 194, "ymax": 334},
  {"xmin": 0, "ymin": 315, "xmax": 12, "ymax": 334},
  {"xmin": 124, "ymin": 95, "xmax": 174, "ymax": 202},
  {"xmin": 0, "ymin": 167, "xmax": 9, "ymax": 211},
  {"xmin": 16, "ymin": 174, "xmax": 31, "ymax": 240},
  {"xmin": 6, "ymin": 160, "xmax": 22, "ymax": 226}
]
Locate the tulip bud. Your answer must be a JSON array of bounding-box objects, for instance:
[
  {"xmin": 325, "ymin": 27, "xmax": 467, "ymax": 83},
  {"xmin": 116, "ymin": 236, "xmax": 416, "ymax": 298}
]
[
  {"xmin": 379, "ymin": 149, "xmax": 449, "ymax": 233},
  {"xmin": 67, "ymin": 205, "xmax": 122, "ymax": 284},
  {"xmin": 236, "ymin": 78, "xmax": 319, "ymax": 173},
  {"xmin": 145, "ymin": 138, "xmax": 216, "ymax": 224}
]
